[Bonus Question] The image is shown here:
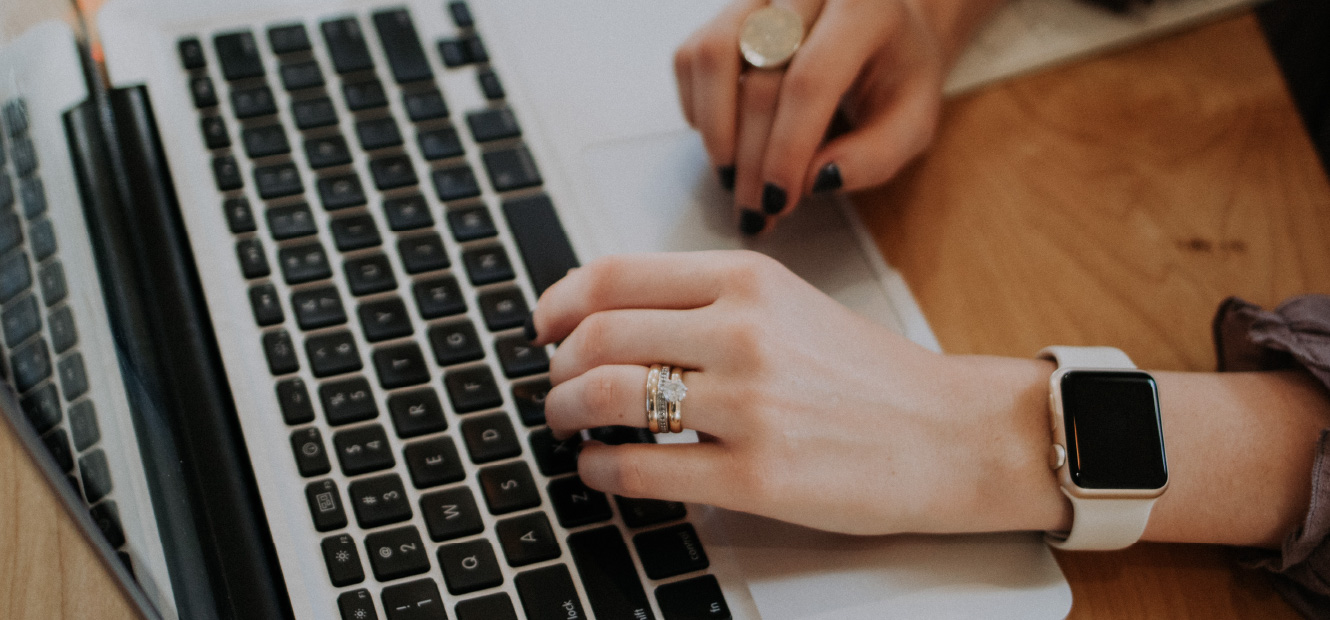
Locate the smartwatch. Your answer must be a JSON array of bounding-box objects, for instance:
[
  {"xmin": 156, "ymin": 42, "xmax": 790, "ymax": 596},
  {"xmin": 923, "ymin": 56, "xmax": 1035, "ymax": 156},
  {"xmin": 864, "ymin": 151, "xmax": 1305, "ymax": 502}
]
[{"xmin": 1040, "ymin": 346, "xmax": 1168, "ymax": 550}]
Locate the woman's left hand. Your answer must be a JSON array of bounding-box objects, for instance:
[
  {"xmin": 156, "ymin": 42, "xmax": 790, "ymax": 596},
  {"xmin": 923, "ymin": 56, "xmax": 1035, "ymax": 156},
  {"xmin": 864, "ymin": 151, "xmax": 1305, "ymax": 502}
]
[{"xmin": 529, "ymin": 251, "xmax": 1067, "ymax": 536}]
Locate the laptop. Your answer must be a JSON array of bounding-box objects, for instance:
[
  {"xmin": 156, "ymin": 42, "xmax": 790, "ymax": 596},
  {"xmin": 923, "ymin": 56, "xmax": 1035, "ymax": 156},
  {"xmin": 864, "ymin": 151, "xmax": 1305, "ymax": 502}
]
[{"xmin": 0, "ymin": 0, "xmax": 1250, "ymax": 617}]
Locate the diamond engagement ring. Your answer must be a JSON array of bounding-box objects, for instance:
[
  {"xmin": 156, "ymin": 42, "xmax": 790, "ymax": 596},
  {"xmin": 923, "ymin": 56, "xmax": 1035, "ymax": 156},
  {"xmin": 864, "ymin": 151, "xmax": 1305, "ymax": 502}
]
[
  {"xmin": 739, "ymin": 6, "xmax": 805, "ymax": 70},
  {"xmin": 646, "ymin": 364, "xmax": 688, "ymax": 434}
]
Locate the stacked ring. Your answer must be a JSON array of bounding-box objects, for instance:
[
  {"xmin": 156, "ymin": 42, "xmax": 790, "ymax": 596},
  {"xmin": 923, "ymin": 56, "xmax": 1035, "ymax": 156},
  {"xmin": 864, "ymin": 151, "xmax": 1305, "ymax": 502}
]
[
  {"xmin": 645, "ymin": 365, "xmax": 663, "ymax": 433},
  {"xmin": 646, "ymin": 364, "xmax": 689, "ymax": 434}
]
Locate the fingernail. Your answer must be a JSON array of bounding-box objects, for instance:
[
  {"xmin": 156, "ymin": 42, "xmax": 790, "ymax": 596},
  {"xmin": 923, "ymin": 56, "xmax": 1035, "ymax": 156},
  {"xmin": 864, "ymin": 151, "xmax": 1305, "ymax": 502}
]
[
  {"xmin": 717, "ymin": 165, "xmax": 736, "ymax": 191},
  {"xmin": 524, "ymin": 313, "xmax": 538, "ymax": 342},
  {"xmin": 739, "ymin": 209, "xmax": 766, "ymax": 236},
  {"xmin": 761, "ymin": 183, "xmax": 787, "ymax": 215},
  {"xmin": 812, "ymin": 162, "xmax": 842, "ymax": 193}
]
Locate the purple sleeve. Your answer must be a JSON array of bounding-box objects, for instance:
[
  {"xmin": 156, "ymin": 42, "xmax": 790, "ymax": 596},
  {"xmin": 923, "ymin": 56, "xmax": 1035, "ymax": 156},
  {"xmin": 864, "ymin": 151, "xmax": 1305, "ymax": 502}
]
[{"xmin": 1214, "ymin": 295, "xmax": 1330, "ymax": 618}]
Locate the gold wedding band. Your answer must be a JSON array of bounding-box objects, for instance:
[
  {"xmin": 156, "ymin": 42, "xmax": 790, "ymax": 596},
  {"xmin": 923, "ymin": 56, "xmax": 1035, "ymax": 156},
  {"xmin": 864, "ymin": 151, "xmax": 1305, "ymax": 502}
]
[
  {"xmin": 645, "ymin": 364, "xmax": 689, "ymax": 434},
  {"xmin": 739, "ymin": 6, "xmax": 805, "ymax": 70}
]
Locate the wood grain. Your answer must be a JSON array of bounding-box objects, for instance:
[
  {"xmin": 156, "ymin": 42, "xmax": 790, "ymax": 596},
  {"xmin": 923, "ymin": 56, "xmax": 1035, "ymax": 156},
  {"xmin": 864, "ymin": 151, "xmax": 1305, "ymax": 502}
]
[{"xmin": 855, "ymin": 12, "xmax": 1328, "ymax": 619}]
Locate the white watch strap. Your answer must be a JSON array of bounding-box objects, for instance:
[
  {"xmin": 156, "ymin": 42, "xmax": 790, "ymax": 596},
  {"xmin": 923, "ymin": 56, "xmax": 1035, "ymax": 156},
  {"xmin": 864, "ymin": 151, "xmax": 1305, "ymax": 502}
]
[{"xmin": 1039, "ymin": 345, "xmax": 1157, "ymax": 550}]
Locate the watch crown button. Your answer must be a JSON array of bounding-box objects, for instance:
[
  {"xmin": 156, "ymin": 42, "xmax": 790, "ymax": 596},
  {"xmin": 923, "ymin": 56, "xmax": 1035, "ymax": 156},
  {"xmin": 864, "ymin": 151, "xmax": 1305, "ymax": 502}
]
[{"xmin": 1049, "ymin": 444, "xmax": 1067, "ymax": 470}]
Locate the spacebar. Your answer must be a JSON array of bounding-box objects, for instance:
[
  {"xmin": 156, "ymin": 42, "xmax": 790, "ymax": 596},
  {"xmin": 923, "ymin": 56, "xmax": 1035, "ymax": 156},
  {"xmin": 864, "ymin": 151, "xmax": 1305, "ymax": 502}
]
[
  {"xmin": 568, "ymin": 526, "xmax": 655, "ymax": 620},
  {"xmin": 501, "ymin": 194, "xmax": 580, "ymax": 295}
]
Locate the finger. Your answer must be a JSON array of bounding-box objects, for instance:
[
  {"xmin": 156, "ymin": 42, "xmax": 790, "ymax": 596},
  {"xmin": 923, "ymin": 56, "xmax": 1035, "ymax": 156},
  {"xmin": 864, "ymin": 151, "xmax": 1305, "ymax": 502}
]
[
  {"xmin": 549, "ymin": 309, "xmax": 717, "ymax": 384},
  {"xmin": 674, "ymin": 31, "xmax": 698, "ymax": 127},
  {"xmin": 578, "ymin": 442, "xmax": 735, "ymax": 507},
  {"xmin": 532, "ymin": 252, "xmax": 735, "ymax": 345},
  {"xmin": 546, "ymin": 365, "xmax": 731, "ymax": 437},
  {"xmin": 688, "ymin": 0, "xmax": 765, "ymax": 177},
  {"xmin": 759, "ymin": 0, "xmax": 898, "ymax": 218},
  {"xmin": 732, "ymin": 69, "xmax": 783, "ymax": 234}
]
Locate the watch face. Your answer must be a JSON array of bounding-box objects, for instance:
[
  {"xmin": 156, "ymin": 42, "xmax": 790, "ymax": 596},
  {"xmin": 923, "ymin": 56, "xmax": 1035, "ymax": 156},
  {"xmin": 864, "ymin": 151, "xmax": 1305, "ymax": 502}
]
[{"xmin": 1061, "ymin": 371, "xmax": 1167, "ymax": 490}]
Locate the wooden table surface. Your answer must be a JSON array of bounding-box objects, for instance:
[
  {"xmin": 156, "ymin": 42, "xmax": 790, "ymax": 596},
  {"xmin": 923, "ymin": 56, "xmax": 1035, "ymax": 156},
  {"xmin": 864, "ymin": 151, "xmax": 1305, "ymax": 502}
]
[{"xmin": 3, "ymin": 9, "xmax": 1327, "ymax": 620}]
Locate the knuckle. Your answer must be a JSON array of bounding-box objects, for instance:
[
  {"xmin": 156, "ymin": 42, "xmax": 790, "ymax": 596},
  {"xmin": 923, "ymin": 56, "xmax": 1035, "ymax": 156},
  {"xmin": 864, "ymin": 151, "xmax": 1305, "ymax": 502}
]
[
  {"xmin": 780, "ymin": 68, "xmax": 819, "ymax": 107},
  {"xmin": 694, "ymin": 38, "xmax": 731, "ymax": 74},
  {"xmin": 574, "ymin": 312, "xmax": 613, "ymax": 365},
  {"xmin": 608, "ymin": 454, "xmax": 651, "ymax": 498},
  {"xmin": 581, "ymin": 368, "xmax": 621, "ymax": 416}
]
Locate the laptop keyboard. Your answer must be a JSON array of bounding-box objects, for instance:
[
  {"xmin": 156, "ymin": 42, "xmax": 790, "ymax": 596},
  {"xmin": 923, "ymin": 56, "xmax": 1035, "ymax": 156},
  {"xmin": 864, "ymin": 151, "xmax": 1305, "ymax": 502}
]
[
  {"xmin": 179, "ymin": 3, "xmax": 729, "ymax": 619},
  {"xmin": 0, "ymin": 98, "xmax": 131, "ymax": 569}
]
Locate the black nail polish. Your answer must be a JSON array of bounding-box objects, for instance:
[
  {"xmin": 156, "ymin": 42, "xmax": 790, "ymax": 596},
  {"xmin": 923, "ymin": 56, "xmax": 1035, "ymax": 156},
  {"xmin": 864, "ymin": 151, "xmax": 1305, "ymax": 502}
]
[
  {"xmin": 739, "ymin": 209, "xmax": 766, "ymax": 236},
  {"xmin": 812, "ymin": 162, "xmax": 843, "ymax": 193},
  {"xmin": 524, "ymin": 313, "xmax": 538, "ymax": 342},
  {"xmin": 717, "ymin": 165, "xmax": 736, "ymax": 191},
  {"xmin": 761, "ymin": 183, "xmax": 787, "ymax": 215}
]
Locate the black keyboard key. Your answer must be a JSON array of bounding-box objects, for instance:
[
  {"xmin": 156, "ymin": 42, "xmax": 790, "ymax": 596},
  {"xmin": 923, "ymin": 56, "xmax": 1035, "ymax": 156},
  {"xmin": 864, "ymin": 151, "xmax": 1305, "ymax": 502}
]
[
  {"xmin": 464, "ymin": 35, "xmax": 489, "ymax": 64},
  {"xmin": 201, "ymin": 116, "xmax": 231, "ymax": 149},
  {"xmin": 0, "ymin": 251, "xmax": 29, "ymax": 304},
  {"xmin": 431, "ymin": 164, "xmax": 480, "ymax": 201},
  {"xmin": 291, "ymin": 426, "xmax": 332, "ymax": 477},
  {"xmin": 0, "ymin": 176, "xmax": 10, "ymax": 210},
  {"xmin": 437, "ymin": 39, "xmax": 468, "ymax": 68},
  {"xmin": 37, "ymin": 261, "xmax": 66, "ymax": 306},
  {"xmin": 589, "ymin": 425, "xmax": 655, "ymax": 446},
  {"xmin": 243, "ymin": 124, "xmax": 290, "ymax": 158},
  {"xmin": 339, "ymin": 590, "xmax": 379, "ymax": 620},
  {"xmin": 214, "ymin": 32, "xmax": 265, "ymax": 80},
  {"xmin": 293, "ymin": 96, "xmax": 339, "ymax": 129},
  {"xmin": 43, "ymin": 428, "xmax": 74, "ymax": 472},
  {"xmin": 478, "ymin": 461, "xmax": 539, "ymax": 515},
  {"xmin": 190, "ymin": 76, "xmax": 218, "ymax": 108},
  {"xmin": 445, "ymin": 365, "xmax": 501, "ymax": 413},
  {"xmin": 277, "ymin": 377, "xmax": 316, "ymax": 424},
  {"xmin": 280, "ymin": 60, "xmax": 325, "ymax": 91},
  {"xmin": 461, "ymin": 413, "xmax": 521, "ymax": 464},
  {"xmin": 483, "ymin": 146, "xmax": 543, "ymax": 192},
  {"xmin": 447, "ymin": 205, "xmax": 496, "ymax": 242},
  {"xmin": 307, "ymin": 479, "xmax": 348, "ymax": 531},
  {"xmin": 569, "ymin": 526, "xmax": 654, "ymax": 620},
  {"xmin": 90, "ymin": 501, "xmax": 125, "ymax": 548},
  {"xmin": 254, "ymin": 162, "xmax": 305, "ymax": 199},
  {"xmin": 231, "ymin": 85, "xmax": 277, "ymax": 118},
  {"xmin": 549, "ymin": 476, "xmax": 611, "ymax": 528},
  {"xmin": 178, "ymin": 37, "xmax": 206, "ymax": 70},
  {"xmin": 48, "ymin": 306, "xmax": 76, "ymax": 355},
  {"xmin": 515, "ymin": 565, "xmax": 588, "ymax": 620},
  {"xmin": 418, "ymin": 127, "xmax": 464, "ymax": 161},
  {"xmin": 28, "ymin": 218, "xmax": 55, "ymax": 262},
  {"xmin": 503, "ymin": 194, "xmax": 580, "ymax": 295},
  {"xmin": 20, "ymin": 384, "xmax": 60, "ymax": 433},
  {"xmin": 382, "ymin": 579, "xmax": 446, "ymax": 620},
  {"xmin": 79, "ymin": 449, "xmax": 113, "ymax": 503},
  {"xmin": 344, "ymin": 79, "xmax": 388, "ymax": 110},
  {"xmin": 263, "ymin": 329, "xmax": 300, "ymax": 374},
  {"xmin": 529, "ymin": 427, "xmax": 580, "ymax": 476},
  {"xmin": 359, "ymin": 297, "xmax": 413, "ymax": 343},
  {"xmin": 224, "ymin": 197, "xmax": 256, "ymax": 232},
  {"xmin": 370, "ymin": 156, "xmax": 419, "ymax": 190},
  {"xmin": 616, "ymin": 496, "xmax": 686, "ymax": 529},
  {"xmin": 350, "ymin": 473, "xmax": 413, "ymax": 528},
  {"xmin": 237, "ymin": 239, "xmax": 270, "ymax": 278},
  {"xmin": 635, "ymin": 524, "xmax": 709, "ymax": 579},
  {"xmin": 495, "ymin": 334, "xmax": 548, "ymax": 378},
  {"xmin": 404, "ymin": 90, "xmax": 448, "ymax": 122},
  {"xmin": 322, "ymin": 18, "xmax": 375, "ymax": 74},
  {"xmin": 372, "ymin": 9, "xmax": 432, "ymax": 84},
  {"xmin": 461, "ymin": 245, "xmax": 514, "ymax": 285},
  {"xmin": 387, "ymin": 388, "xmax": 446, "ymax": 438},
  {"xmin": 398, "ymin": 234, "xmax": 450, "ymax": 274},
  {"xmin": 477, "ymin": 288, "xmax": 527, "ymax": 332},
  {"xmin": 656, "ymin": 575, "xmax": 730, "ymax": 620},
  {"xmin": 419, "ymin": 487, "xmax": 482, "ymax": 544},
  {"xmin": 438, "ymin": 538, "xmax": 503, "ymax": 594},
  {"xmin": 332, "ymin": 214, "xmax": 381, "ymax": 250},
  {"xmin": 428, "ymin": 320, "xmax": 484, "ymax": 367},
  {"xmin": 496, "ymin": 512, "xmax": 560, "ymax": 567},
  {"xmin": 318, "ymin": 173, "xmax": 367, "ymax": 210},
  {"xmin": 413, "ymin": 276, "xmax": 465, "ymax": 319},
  {"xmin": 268, "ymin": 24, "xmax": 311, "ymax": 54},
  {"xmin": 334, "ymin": 424, "xmax": 395, "ymax": 475},
  {"xmin": 478, "ymin": 69, "xmax": 505, "ymax": 100},
  {"xmin": 57, "ymin": 352, "xmax": 88, "ymax": 401},
  {"xmin": 373, "ymin": 342, "xmax": 430, "ymax": 389},
  {"xmin": 448, "ymin": 2, "xmax": 475, "ymax": 29},
  {"xmin": 365, "ymin": 526, "xmax": 430, "ymax": 581},
  {"xmin": 279, "ymin": 242, "xmax": 332, "ymax": 284},
  {"xmin": 11, "ymin": 136, "xmax": 37, "ymax": 177},
  {"xmin": 320, "ymin": 376, "xmax": 377, "ymax": 425},
  {"xmin": 18, "ymin": 177, "xmax": 46, "ymax": 218},
  {"xmin": 11, "ymin": 339, "xmax": 49, "ymax": 392},
  {"xmin": 2, "ymin": 293, "xmax": 40, "ymax": 347},
  {"xmin": 466, "ymin": 108, "xmax": 520, "ymax": 143},
  {"xmin": 306, "ymin": 135, "xmax": 353, "ymax": 169},
  {"xmin": 383, "ymin": 194, "xmax": 433, "ymax": 231},
  {"xmin": 357, "ymin": 117, "xmax": 404, "ymax": 151},
  {"xmin": 455, "ymin": 593, "xmax": 517, "ymax": 620},
  {"xmin": 344, "ymin": 254, "xmax": 397, "ymax": 295},
  {"xmin": 322, "ymin": 533, "xmax": 366, "ymax": 587},
  {"xmin": 292, "ymin": 285, "xmax": 347, "ymax": 329},
  {"xmin": 212, "ymin": 155, "xmax": 243, "ymax": 191},
  {"xmin": 306, "ymin": 331, "xmax": 362, "ymax": 377},
  {"xmin": 68, "ymin": 400, "xmax": 99, "ymax": 451},
  {"xmin": 0, "ymin": 211, "xmax": 20, "ymax": 253},
  {"xmin": 267, "ymin": 202, "xmax": 318, "ymax": 240},
  {"xmin": 405, "ymin": 436, "xmax": 465, "ymax": 489}
]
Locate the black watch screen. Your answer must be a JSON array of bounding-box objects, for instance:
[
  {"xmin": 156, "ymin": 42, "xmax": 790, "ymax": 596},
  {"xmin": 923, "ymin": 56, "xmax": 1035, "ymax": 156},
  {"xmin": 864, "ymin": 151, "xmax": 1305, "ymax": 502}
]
[{"xmin": 1061, "ymin": 370, "xmax": 1167, "ymax": 490}]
